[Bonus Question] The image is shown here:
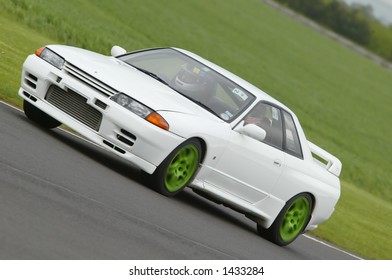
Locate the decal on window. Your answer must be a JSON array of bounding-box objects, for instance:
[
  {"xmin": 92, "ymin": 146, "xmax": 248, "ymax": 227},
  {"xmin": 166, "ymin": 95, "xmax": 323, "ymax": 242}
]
[
  {"xmin": 225, "ymin": 110, "xmax": 233, "ymax": 118},
  {"xmin": 232, "ymin": 88, "xmax": 248, "ymax": 101},
  {"xmin": 272, "ymin": 107, "xmax": 280, "ymax": 120},
  {"xmin": 220, "ymin": 113, "xmax": 230, "ymax": 121}
]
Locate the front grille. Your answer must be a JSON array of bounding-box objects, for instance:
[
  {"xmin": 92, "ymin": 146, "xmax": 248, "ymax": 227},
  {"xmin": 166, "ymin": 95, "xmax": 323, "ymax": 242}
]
[
  {"xmin": 45, "ymin": 85, "xmax": 102, "ymax": 131},
  {"xmin": 64, "ymin": 62, "xmax": 118, "ymax": 97}
]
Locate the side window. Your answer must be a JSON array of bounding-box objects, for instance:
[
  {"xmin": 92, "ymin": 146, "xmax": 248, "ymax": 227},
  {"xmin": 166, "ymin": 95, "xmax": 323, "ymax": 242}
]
[
  {"xmin": 243, "ymin": 102, "xmax": 283, "ymax": 149},
  {"xmin": 283, "ymin": 111, "xmax": 303, "ymax": 158}
]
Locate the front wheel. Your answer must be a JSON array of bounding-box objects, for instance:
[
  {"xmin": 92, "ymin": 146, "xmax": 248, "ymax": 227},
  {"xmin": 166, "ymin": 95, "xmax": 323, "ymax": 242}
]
[
  {"xmin": 257, "ymin": 193, "xmax": 312, "ymax": 246},
  {"xmin": 146, "ymin": 139, "xmax": 202, "ymax": 197},
  {"xmin": 23, "ymin": 100, "xmax": 61, "ymax": 129}
]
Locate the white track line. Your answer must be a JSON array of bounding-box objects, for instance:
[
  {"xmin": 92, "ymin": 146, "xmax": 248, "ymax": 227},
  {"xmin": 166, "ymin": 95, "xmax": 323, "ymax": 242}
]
[{"xmin": 304, "ymin": 234, "xmax": 363, "ymax": 260}]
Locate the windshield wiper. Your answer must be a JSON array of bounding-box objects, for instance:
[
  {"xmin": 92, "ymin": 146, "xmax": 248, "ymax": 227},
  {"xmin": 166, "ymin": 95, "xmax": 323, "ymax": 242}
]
[
  {"xmin": 131, "ymin": 65, "xmax": 169, "ymax": 86},
  {"xmin": 185, "ymin": 96, "xmax": 221, "ymax": 119}
]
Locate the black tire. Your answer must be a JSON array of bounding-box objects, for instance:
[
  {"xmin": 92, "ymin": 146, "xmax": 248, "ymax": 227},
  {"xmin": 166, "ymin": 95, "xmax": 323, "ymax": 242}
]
[
  {"xmin": 144, "ymin": 139, "xmax": 202, "ymax": 197},
  {"xmin": 23, "ymin": 100, "xmax": 61, "ymax": 129},
  {"xmin": 257, "ymin": 193, "xmax": 312, "ymax": 246}
]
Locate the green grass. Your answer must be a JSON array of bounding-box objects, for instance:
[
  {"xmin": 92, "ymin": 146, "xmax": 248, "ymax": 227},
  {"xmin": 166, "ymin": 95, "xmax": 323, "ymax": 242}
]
[
  {"xmin": 0, "ymin": 0, "xmax": 391, "ymax": 259},
  {"xmin": 0, "ymin": 13, "xmax": 53, "ymax": 104},
  {"xmin": 313, "ymin": 181, "xmax": 392, "ymax": 259}
]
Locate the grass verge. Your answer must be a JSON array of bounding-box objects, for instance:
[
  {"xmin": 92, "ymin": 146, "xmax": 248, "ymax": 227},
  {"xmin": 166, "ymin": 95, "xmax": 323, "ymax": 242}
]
[{"xmin": 313, "ymin": 181, "xmax": 392, "ymax": 259}]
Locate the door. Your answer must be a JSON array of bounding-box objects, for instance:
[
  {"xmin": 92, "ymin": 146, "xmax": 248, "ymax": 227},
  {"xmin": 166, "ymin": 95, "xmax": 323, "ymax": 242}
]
[{"xmin": 204, "ymin": 102, "xmax": 285, "ymax": 203}]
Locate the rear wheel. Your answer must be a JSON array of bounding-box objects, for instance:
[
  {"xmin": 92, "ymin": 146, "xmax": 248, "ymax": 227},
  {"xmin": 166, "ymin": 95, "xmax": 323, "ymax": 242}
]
[
  {"xmin": 147, "ymin": 139, "xmax": 201, "ymax": 197},
  {"xmin": 257, "ymin": 193, "xmax": 312, "ymax": 246},
  {"xmin": 23, "ymin": 100, "xmax": 61, "ymax": 129}
]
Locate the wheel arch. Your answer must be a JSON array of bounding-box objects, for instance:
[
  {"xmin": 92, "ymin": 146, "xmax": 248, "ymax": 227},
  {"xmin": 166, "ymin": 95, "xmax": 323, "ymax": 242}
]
[
  {"xmin": 302, "ymin": 191, "xmax": 316, "ymax": 230},
  {"xmin": 257, "ymin": 191, "xmax": 315, "ymax": 246},
  {"xmin": 192, "ymin": 136, "xmax": 207, "ymax": 164}
]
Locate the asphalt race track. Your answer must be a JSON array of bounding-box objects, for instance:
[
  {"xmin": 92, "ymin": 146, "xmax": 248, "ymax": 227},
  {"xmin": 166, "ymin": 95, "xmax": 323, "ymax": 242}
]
[{"xmin": 0, "ymin": 101, "xmax": 359, "ymax": 259}]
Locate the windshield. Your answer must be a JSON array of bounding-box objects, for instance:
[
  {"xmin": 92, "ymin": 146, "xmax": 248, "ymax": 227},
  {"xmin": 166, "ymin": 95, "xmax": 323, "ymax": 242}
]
[{"xmin": 118, "ymin": 48, "xmax": 255, "ymax": 122}]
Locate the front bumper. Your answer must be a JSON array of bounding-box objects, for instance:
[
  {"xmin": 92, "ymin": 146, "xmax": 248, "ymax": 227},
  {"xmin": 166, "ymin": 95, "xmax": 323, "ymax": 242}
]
[{"xmin": 19, "ymin": 54, "xmax": 184, "ymax": 174}]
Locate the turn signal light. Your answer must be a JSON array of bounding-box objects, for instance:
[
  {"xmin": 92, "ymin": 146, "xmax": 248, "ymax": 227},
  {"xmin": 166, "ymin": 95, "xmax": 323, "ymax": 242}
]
[
  {"xmin": 35, "ymin": 47, "xmax": 45, "ymax": 57},
  {"xmin": 146, "ymin": 112, "xmax": 169, "ymax": 131}
]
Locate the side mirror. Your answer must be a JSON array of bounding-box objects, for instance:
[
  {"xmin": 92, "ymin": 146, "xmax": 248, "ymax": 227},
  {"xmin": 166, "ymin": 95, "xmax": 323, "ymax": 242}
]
[
  {"xmin": 111, "ymin": 45, "xmax": 127, "ymax": 57},
  {"xmin": 236, "ymin": 122, "xmax": 266, "ymax": 142}
]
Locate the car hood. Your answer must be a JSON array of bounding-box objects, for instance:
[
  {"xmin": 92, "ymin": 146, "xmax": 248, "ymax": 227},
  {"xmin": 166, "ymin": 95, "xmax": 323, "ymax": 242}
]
[{"xmin": 49, "ymin": 45, "xmax": 221, "ymax": 121}]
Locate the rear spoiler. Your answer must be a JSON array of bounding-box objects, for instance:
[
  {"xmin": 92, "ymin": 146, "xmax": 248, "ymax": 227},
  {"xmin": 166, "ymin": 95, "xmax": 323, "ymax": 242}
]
[{"xmin": 308, "ymin": 141, "xmax": 342, "ymax": 177}]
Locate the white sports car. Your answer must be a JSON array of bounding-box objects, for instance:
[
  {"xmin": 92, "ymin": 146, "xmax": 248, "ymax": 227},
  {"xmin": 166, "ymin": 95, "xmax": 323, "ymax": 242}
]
[{"xmin": 19, "ymin": 45, "xmax": 342, "ymax": 246}]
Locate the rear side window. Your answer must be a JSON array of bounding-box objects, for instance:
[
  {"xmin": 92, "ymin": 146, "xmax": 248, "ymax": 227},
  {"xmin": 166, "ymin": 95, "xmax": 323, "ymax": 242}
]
[{"xmin": 283, "ymin": 111, "xmax": 303, "ymax": 158}]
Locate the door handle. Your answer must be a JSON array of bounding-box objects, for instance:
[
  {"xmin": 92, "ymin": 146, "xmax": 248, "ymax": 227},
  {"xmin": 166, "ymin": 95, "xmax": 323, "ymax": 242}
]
[{"xmin": 273, "ymin": 160, "xmax": 282, "ymax": 167}]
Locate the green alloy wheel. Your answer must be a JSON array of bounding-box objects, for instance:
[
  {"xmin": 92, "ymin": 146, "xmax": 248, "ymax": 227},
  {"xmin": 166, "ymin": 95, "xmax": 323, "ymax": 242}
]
[
  {"xmin": 164, "ymin": 144, "xmax": 199, "ymax": 192},
  {"xmin": 149, "ymin": 139, "xmax": 202, "ymax": 197},
  {"xmin": 279, "ymin": 195, "xmax": 310, "ymax": 242},
  {"xmin": 257, "ymin": 193, "xmax": 312, "ymax": 246}
]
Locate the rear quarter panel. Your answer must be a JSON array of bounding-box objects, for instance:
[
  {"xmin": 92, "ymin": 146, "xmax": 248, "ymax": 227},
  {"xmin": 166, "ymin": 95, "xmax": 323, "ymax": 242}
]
[{"xmin": 273, "ymin": 152, "xmax": 341, "ymax": 228}]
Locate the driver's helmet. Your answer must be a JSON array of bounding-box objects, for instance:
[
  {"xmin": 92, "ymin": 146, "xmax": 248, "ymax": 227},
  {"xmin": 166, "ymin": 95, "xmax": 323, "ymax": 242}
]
[{"xmin": 174, "ymin": 64, "xmax": 208, "ymax": 94}]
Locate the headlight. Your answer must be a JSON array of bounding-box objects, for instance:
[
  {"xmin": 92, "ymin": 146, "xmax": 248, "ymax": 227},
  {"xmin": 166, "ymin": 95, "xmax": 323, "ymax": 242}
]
[
  {"xmin": 35, "ymin": 47, "xmax": 65, "ymax": 69},
  {"xmin": 111, "ymin": 93, "xmax": 152, "ymax": 118},
  {"xmin": 111, "ymin": 93, "xmax": 169, "ymax": 130}
]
